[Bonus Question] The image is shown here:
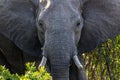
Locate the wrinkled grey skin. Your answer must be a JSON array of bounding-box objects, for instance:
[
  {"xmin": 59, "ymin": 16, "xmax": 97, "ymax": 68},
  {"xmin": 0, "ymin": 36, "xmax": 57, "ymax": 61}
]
[
  {"xmin": 37, "ymin": 0, "xmax": 120, "ymax": 80},
  {"xmin": 0, "ymin": 0, "xmax": 42, "ymax": 74},
  {"xmin": 0, "ymin": 0, "xmax": 120, "ymax": 80}
]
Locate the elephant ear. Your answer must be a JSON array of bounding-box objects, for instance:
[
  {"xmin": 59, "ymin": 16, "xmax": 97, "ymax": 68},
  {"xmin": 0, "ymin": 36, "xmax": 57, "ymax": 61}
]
[
  {"xmin": 0, "ymin": 0, "xmax": 42, "ymax": 56},
  {"xmin": 78, "ymin": 0, "xmax": 120, "ymax": 53}
]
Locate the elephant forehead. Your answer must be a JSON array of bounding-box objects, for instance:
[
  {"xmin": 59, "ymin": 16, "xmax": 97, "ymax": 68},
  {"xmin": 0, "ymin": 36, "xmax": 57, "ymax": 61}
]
[
  {"xmin": 38, "ymin": 0, "xmax": 81, "ymax": 24},
  {"xmin": 40, "ymin": 0, "xmax": 80, "ymax": 10}
]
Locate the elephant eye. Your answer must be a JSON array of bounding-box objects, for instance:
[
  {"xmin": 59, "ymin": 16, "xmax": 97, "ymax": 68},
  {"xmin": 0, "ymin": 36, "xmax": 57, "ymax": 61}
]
[
  {"xmin": 75, "ymin": 20, "xmax": 82, "ymax": 31},
  {"xmin": 39, "ymin": 22, "xmax": 43, "ymax": 27},
  {"xmin": 76, "ymin": 22, "xmax": 81, "ymax": 27}
]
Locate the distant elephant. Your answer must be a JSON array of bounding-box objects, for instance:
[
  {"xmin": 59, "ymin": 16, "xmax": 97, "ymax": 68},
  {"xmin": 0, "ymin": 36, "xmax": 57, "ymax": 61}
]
[{"xmin": 0, "ymin": 0, "xmax": 120, "ymax": 80}]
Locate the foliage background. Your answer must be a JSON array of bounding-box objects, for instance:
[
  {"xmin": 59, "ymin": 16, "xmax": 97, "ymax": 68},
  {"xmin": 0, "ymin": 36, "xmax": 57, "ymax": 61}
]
[
  {"xmin": 84, "ymin": 35, "xmax": 120, "ymax": 80},
  {"xmin": 0, "ymin": 63, "xmax": 52, "ymax": 80}
]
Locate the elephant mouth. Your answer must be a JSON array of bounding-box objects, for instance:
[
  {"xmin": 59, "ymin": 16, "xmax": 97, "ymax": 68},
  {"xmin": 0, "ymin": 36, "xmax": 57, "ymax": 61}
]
[
  {"xmin": 38, "ymin": 51, "xmax": 83, "ymax": 70},
  {"xmin": 38, "ymin": 51, "xmax": 83, "ymax": 80}
]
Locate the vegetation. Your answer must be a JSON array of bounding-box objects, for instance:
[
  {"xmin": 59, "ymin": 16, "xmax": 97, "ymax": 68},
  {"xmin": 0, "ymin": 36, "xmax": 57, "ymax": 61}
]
[
  {"xmin": 84, "ymin": 35, "xmax": 120, "ymax": 80},
  {"xmin": 0, "ymin": 63, "xmax": 52, "ymax": 80}
]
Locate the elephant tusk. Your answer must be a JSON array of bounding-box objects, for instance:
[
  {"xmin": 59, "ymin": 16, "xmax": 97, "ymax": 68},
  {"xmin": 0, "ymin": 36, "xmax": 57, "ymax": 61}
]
[
  {"xmin": 38, "ymin": 56, "xmax": 47, "ymax": 68},
  {"xmin": 73, "ymin": 55, "xmax": 83, "ymax": 69}
]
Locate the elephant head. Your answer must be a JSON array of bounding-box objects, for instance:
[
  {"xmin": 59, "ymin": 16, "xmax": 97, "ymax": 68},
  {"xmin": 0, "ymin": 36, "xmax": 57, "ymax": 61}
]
[
  {"xmin": 37, "ymin": 0, "xmax": 84, "ymax": 79},
  {"xmin": 36, "ymin": 0, "xmax": 120, "ymax": 80}
]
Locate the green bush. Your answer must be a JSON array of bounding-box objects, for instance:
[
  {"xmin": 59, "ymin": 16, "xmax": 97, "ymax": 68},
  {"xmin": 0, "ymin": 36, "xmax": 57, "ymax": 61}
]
[
  {"xmin": 84, "ymin": 35, "xmax": 120, "ymax": 80},
  {"xmin": 0, "ymin": 63, "xmax": 52, "ymax": 80}
]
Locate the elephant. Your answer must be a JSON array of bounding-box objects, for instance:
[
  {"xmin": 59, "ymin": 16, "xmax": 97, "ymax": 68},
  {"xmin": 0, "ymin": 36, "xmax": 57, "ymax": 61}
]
[{"xmin": 0, "ymin": 0, "xmax": 120, "ymax": 80}]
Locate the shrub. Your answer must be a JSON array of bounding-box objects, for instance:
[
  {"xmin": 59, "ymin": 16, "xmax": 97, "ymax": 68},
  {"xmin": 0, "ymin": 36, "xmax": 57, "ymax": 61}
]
[
  {"xmin": 0, "ymin": 63, "xmax": 52, "ymax": 80},
  {"xmin": 84, "ymin": 35, "xmax": 120, "ymax": 80}
]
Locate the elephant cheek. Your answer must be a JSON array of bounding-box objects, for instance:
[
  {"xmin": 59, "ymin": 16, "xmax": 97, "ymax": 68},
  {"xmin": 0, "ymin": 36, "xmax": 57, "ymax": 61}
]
[
  {"xmin": 38, "ymin": 31, "xmax": 45, "ymax": 45},
  {"xmin": 75, "ymin": 32, "xmax": 81, "ymax": 44}
]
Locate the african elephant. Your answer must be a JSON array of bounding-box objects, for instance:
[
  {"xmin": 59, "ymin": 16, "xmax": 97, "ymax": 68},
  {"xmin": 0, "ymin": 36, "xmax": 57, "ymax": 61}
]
[{"xmin": 0, "ymin": 0, "xmax": 120, "ymax": 80}]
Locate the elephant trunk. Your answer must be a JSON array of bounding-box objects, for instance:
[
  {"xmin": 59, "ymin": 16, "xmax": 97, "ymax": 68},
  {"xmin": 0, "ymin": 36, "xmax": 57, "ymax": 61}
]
[
  {"xmin": 44, "ymin": 31, "xmax": 73, "ymax": 80},
  {"xmin": 38, "ymin": 30, "xmax": 83, "ymax": 80},
  {"xmin": 51, "ymin": 62, "xmax": 69, "ymax": 80},
  {"xmin": 39, "ymin": 56, "xmax": 69, "ymax": 80}
]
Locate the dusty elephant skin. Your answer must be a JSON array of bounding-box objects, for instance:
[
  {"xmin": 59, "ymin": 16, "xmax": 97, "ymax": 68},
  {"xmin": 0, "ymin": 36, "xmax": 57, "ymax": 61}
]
[{"xmin": 0, "ymin": 0, "xmax": 120, "ymax": 80}]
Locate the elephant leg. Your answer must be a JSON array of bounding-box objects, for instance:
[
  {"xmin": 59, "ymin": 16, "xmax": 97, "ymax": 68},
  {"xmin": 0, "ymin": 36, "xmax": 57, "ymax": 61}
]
[
  {"xmin": 78, "ymin": 54, "xmax": 88, "ymax": 80},
  {"xmin": 0, "ymin": 34, "xmax": 25, "ymax": 74}
]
